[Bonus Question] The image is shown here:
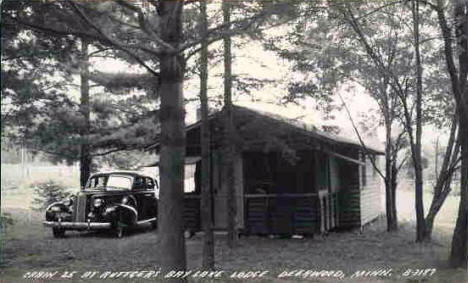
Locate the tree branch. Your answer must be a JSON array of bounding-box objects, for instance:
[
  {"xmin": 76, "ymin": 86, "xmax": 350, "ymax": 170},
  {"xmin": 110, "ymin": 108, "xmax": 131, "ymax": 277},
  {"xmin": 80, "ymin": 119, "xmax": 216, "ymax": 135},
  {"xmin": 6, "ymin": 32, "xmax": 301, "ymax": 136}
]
[
  {"xmin": 434, "ymin": 0, "xmax": 468, "ymax": 120},
  {"xmin": 353, "ymin": 0, "xmax": 406, "ymax": 21},
  {"xmin": 337, "ymin": 92, "xmax": 386, "ymax": 180},
  {"xmin": 68, "ymin": 0, "xmax": 160, "ymax": 77},
  {"xmin": 113, "ymin": 0, "xmax": 176, "ymax": 53}
]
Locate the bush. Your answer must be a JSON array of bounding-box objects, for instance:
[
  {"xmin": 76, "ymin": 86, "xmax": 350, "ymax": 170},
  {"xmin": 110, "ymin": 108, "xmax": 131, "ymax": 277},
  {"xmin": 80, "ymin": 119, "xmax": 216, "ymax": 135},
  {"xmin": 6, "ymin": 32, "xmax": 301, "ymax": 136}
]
[
  {"xmin": 31, "ymin": 180, "xmax": 71, "ymax": 211},
  {"xmin": 0, "ymin": 213, "xmax": 14, "ymax": 228}
]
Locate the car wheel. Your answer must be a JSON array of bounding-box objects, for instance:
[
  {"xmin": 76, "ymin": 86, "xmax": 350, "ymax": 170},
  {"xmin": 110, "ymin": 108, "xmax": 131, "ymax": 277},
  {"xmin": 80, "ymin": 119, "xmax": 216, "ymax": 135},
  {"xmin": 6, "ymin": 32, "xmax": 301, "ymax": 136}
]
[
  {"xmin": 115, "ymin": 226, "xmax": 124, "ymax": 238},
  {"xmin": 52, "ymin": 228, "xmax": 65, "ymax": 238}
]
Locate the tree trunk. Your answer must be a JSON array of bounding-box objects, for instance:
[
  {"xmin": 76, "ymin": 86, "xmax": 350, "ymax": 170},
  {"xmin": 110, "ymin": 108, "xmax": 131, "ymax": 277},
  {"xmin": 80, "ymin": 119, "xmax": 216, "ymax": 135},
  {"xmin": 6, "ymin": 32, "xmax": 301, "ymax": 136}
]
[
  {"xmin": 79, "ymin": 153, "xmax": 91, "ymax": 187},
  {"xmin": 435, "ymin": 137, "xmax": 439, "ymax": 180},
  {"xmin": 390, "ymin": 157, "xmax": 398, "ymax": 229},
  {"xmin": 412, "ymin": 0, "xmax": 427, "ymax": 242},
  {"xmin": 157, "ymin": 0, "xmax": 187, "ymax": 277},
  {"xmin": 79, "ymin": 38, "xmax": 91, "ymax": 188},
  {"xmin": 450, "ymin": 128, "xmax": 468, "ymax": 268},
  {"xmin": 21, "ymin": 142, "xmax": 25, "ymax": 178},
  {"xmin": 424, "ymin": 182, "xmax": 447, "ymax": 241},
  {"xmin": 222, "ymin": 0, "xmax": 236, "ymax": 248},
  {"xmin": 384, "ymin": 124, "xmax": 397, "ymax": 231},
  {"xmin": 447, "ymin": 0, "xmax": 468, "ymax": 268},
  {"xmin": 424, "ymin": 116, "xmax": 458, "ymax": 240},
  {"xmin": 425, "ymin": 174, "xmax": 456, "ymax": 240},
  {"xmin": 199, "ymin": 0, "xmax": 214, "ymax": 269}
]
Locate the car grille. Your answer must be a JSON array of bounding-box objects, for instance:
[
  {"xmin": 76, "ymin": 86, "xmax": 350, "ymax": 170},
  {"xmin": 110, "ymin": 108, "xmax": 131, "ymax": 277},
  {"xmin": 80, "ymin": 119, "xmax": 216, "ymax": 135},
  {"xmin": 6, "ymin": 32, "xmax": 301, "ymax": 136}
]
[{"xmin": 72, "ymin": 194, "xmax": 87, "ymax": 222}]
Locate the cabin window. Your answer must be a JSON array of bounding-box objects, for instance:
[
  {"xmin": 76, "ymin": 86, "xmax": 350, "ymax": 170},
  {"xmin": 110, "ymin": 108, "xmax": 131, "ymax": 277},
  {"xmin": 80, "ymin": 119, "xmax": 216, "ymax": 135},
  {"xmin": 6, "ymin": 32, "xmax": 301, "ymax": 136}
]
[{"xmin": 184, "ymin": 163, "xmax": 197, "ymax": 193}]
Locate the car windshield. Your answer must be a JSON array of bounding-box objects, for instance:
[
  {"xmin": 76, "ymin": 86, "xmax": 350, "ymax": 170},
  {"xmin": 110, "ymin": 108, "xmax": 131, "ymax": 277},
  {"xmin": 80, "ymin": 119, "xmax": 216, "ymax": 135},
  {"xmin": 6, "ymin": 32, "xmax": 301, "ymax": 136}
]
[{"xmin": 106, "ymin": 175, "xmax": 133, "ymax": 190}]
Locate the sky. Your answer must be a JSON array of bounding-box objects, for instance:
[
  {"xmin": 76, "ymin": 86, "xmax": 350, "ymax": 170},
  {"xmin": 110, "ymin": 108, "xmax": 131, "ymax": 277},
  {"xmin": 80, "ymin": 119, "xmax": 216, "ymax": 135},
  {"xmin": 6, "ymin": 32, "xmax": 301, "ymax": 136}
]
[
  {"xmin": 87, "ymin": 33, "xmax": 450, "ymax": 155},
  {"xmin": 77, "ymin": 5, "xmax": 451, "ymax": 161}
]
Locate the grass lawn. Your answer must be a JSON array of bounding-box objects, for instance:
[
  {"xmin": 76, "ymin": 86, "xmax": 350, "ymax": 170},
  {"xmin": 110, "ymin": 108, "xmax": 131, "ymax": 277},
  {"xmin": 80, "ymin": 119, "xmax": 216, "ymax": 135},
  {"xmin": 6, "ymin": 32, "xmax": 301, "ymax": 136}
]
[{"xmin": 1, "ymin": 168, "xmax": 467, "ymax": 282}]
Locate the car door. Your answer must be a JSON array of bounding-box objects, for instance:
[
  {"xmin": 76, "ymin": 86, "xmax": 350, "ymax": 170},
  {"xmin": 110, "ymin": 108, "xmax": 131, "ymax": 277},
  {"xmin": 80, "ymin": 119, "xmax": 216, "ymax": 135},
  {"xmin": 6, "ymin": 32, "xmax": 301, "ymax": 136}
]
[
  {"xmin": 132, "ymin": 176, "xmax": 147, "ymax": 220},
  {"xmin": 143, "ymin": 177, "xmax": 158, "ymax": 219},
  {"xmin": 132, "ymin": 177, "xmax": 157, "ymax": 220}
]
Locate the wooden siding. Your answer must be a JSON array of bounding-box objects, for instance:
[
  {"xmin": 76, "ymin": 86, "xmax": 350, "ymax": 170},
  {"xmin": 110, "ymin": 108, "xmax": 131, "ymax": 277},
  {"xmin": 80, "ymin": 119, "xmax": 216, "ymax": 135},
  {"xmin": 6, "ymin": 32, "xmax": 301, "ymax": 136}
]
[
  {"xmin": 337, "ymin": 157, "xmax": 361, "ymax": 229},
  {"xmin": 336, "ymin": 151, "xmax": 382, "ymax": 229},
  {"xmin": 360, "ymin": 155, "xmax": 382, "ymax": 225},
  {"xmin": 245, "ymin": 194, "xmax": 319, "ymax": 235}
]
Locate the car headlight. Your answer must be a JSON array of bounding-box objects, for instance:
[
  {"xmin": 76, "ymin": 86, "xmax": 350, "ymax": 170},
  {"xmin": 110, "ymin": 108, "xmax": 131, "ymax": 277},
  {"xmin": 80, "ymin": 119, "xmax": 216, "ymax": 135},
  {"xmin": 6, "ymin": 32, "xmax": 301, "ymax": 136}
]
[
  {"xmin": 62, "ymin": 198, "xmax": 73, "ymax": 206},
  {"xmin": 93, "ymin": 198, "xmax": 104, "ymax": 208},
  {"xmin": 121, "ymin": 196, "xmax": 129, "ymax": 204}
]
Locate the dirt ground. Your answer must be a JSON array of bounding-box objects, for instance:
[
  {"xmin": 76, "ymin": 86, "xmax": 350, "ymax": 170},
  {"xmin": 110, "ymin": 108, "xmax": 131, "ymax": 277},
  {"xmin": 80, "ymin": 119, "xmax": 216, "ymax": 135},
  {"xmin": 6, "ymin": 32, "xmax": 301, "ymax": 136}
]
[{"xmin": 1, "ymin": 184, "xmax": 468, "ymax": 282}]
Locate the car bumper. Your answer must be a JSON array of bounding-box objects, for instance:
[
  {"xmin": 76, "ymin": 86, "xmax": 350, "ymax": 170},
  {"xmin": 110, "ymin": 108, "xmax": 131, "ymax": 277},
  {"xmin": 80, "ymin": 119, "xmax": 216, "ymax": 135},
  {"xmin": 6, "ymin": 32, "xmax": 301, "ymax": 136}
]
[{"xmin": 43, "ymin": 221, "xmax": 112, "ymax": 230}]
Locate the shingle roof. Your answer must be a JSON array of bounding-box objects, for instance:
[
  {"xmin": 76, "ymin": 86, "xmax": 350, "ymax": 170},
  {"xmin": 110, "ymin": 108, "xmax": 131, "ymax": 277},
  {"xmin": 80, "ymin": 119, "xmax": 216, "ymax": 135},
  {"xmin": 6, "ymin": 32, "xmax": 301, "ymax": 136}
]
[{"xmin": 146, "ymin": 105, "xmax": 384, "ymax": 155}]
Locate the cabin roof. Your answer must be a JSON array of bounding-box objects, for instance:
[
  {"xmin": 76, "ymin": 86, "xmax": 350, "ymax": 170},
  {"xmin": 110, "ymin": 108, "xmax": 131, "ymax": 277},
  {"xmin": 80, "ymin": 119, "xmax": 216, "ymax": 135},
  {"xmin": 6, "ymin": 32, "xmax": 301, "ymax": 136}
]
[{"xmin": 147, "ymin": 105, "xmax": 384, "ymax": 155}]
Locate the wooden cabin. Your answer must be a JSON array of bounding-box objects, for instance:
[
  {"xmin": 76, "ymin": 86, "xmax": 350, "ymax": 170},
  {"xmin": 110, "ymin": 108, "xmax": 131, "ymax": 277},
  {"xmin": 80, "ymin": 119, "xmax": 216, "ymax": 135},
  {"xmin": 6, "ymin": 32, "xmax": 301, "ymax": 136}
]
[{"xmin": 147, "ymin": 106, "xmax": 384, "ymax": 236}]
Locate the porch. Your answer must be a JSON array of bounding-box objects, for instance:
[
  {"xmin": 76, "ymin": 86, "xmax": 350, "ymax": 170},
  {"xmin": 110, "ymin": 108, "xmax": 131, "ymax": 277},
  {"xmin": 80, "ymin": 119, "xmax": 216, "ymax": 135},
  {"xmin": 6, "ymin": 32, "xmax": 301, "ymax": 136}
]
[
  {"xmin": 182, "ymin": 190, "xmax": 339, "ymax": 236},
  {"xmin": 146, "ymin": 105, "xmax": 383, "ymax": 236}
]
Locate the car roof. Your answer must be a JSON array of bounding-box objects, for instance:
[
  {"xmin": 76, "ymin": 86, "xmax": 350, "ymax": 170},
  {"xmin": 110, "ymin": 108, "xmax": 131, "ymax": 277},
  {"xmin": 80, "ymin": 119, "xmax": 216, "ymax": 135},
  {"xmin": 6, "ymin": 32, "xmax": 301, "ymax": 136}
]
[{"xmin": 90, "ymin": 171, "xmax": 154, "ymax": 179}]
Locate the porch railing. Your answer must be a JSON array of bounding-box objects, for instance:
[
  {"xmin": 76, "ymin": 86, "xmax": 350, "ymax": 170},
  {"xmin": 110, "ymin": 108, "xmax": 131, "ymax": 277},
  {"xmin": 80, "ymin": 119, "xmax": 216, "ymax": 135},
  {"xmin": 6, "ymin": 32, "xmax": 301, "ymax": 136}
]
[
  {"xmin": 183, "ymin": 191, "xmax": 340, "ymax": 236},
  {"xmin": 245, "ymin": 191, "xmax": 339, "ymax": 236}
]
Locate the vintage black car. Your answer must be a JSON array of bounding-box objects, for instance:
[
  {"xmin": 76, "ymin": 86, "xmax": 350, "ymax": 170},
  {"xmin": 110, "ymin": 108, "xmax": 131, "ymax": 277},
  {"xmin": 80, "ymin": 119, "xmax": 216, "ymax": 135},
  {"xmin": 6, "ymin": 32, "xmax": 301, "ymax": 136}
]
[{"xmin": 43, "ymin": 171, "xmax": 158, "ymax": 238}]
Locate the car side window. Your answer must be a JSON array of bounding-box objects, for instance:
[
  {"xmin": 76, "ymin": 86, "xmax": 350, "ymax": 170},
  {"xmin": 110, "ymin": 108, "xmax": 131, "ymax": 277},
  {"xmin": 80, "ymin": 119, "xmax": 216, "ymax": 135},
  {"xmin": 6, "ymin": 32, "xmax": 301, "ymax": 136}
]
[
  {"xmin": 145, "ymin": 178, "xmax": 155, "ymax": 190},
  {"xmin": 133, "ymin": 177, "xmax": 145, "ymax": 190},
  {"xmin": 86, "ymin": 177, "xmax": 95, "ymax": 188},
  {"xmin": 97, "ymin": 177, "xmax": 106, "ymax": 187},
  {"xmin": 86, "ymin": 176, "xmax": 106, "ymax": 189}
]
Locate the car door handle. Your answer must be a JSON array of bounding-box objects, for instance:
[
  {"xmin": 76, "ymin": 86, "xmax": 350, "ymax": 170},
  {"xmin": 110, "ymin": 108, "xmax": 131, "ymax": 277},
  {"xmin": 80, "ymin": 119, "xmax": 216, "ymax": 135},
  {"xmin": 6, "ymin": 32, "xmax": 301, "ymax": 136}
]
[{"xmin": 144, "ymin": 194, "xmax": 153, "ymax": 197}]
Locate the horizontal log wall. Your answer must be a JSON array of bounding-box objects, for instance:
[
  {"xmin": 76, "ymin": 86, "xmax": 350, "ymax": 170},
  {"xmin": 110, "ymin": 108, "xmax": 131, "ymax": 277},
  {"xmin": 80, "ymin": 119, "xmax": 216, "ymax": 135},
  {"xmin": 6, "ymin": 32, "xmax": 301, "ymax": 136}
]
[
  {"xmin": 338, "ymin": 158, "xmax": 361, "ymax": 228},
  {"xmin": 338, "ymin": 186, "xmax": 361, "ymax": 228},
  {"xmin": 245, "ymin": 194, "xmax": 323, "ymax": 235}
]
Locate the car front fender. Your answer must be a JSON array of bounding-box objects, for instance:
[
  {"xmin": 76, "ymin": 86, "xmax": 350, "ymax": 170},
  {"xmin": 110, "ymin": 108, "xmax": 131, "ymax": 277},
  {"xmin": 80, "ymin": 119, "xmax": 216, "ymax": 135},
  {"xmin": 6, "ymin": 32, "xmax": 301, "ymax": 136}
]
[
  {"xmin": 45, "ymin": 202, "xmax": 70, "ymax": 221},
  {"xmin": 103, "ymin": 204, "xmax": 138, "ymax": 227}
]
